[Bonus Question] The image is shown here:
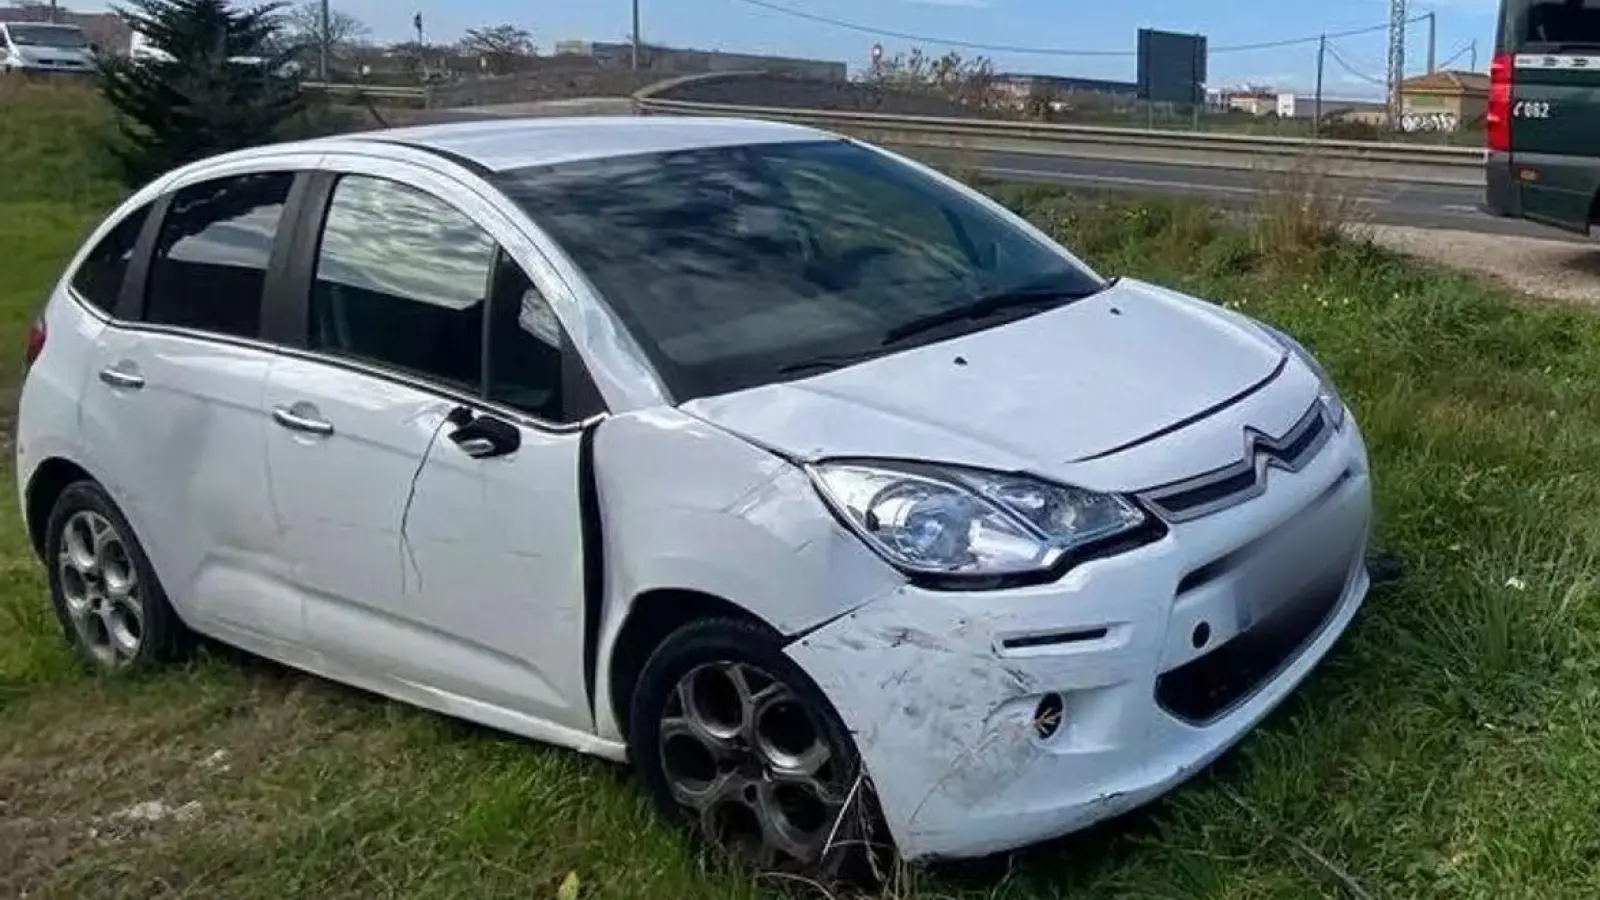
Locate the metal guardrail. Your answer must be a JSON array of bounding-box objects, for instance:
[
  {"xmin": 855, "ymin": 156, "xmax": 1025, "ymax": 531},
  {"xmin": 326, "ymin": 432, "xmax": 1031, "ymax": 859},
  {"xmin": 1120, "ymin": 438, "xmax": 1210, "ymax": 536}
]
[
  {"xmin": 302, "ymin": 81, "xmax": 430, "ymax": 105},
  {"xmin": 633, "ymin": 94, "xmax": 1488, "ymax": 188}
]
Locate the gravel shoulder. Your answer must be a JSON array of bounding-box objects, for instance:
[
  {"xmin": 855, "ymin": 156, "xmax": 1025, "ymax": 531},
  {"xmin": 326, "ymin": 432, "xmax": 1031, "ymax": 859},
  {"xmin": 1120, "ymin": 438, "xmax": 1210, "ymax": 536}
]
[{"xmin": 1359, "ymin": 223, "xmax": 1600, "ymax": 306}]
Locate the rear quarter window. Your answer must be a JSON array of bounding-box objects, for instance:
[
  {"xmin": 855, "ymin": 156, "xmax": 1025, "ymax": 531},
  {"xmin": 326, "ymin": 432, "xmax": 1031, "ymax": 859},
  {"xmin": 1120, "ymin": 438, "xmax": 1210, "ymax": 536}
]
[{"xmin": 70, "ymin": 203, "xmax": 153, "ymax": 315}]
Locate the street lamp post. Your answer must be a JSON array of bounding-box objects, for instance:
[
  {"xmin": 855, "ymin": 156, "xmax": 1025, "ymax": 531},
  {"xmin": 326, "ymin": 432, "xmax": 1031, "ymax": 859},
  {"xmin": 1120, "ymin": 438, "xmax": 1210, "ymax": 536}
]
[
  {"xmin": 318, "ymin": 0, "xmax": 330, "ymax": 81},
  {"xmin": 632, "ymin": 0, "xmax": 641, "ymax": 71}
]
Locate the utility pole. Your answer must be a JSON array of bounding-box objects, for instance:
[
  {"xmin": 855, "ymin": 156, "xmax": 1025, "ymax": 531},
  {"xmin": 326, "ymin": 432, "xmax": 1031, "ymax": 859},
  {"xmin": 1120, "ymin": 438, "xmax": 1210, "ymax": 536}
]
[
  {"xmin": 631, "ymin": 0, "xmax": 641, "ymax": 71},
  {"xmin": 1387, "ymin": 0, "xmax": 1407, "ymax": 129},
  {"xmin": 319, "ymin": 0, "xmax": 330, "ymax": 81},
  {"xmin": 1315, "ymin": 34, "xmax": 1326, "ymax": 138},
  {"xmin": 1426, "ymin": 11, "xmax": 1437, "ymax": 73},
  {"xmin": 1470, "ymin": 39, "xmax": 1478, "ymax": 71}
]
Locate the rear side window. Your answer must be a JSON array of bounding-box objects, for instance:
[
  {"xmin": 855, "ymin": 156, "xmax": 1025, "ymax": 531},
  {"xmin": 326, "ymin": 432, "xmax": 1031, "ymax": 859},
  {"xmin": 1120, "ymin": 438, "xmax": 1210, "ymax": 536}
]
[
  {"xmin": 1514, "ymin": 0, "xmax": 1600, "ymax": 49},
  {"xmin": 145, "ymin": 172, "xmax": 294, "ymax": 339},
  {"xmin": 71, "ymin": 203, "xmax": 151, "ymax": 314}
]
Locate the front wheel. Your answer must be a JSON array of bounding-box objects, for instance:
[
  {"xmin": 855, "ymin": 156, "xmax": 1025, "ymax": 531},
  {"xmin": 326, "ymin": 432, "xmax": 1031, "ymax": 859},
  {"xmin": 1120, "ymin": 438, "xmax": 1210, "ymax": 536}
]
[{"xmin": 628, "ymin": 617, "xmax": 890, "ymax": 880}]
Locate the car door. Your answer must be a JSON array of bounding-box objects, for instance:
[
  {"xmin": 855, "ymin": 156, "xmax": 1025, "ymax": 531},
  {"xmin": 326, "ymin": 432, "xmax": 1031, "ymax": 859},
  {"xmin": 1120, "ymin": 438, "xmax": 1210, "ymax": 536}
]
[
  {"xmin": 263, "ymin": 160, "xmax": 600, "ymax": 731},
  {"xmin": 75, "ymin": 165, "xmax": 310, "ymax": 661},
  {"xmin": 399, "ymin": 246, "xmax": 605, "ymax": 733}
]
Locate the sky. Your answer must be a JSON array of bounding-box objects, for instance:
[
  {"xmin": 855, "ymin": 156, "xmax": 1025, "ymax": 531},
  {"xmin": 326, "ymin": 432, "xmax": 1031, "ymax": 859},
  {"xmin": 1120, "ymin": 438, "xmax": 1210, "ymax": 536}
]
[{"xmin": 71, "ymin": 0, "xmax": 1502, "ymax": 99}]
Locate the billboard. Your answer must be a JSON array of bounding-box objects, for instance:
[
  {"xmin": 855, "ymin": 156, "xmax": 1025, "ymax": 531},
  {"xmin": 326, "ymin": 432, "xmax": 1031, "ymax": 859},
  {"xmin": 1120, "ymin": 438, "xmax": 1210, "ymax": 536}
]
[{"xmin": 1137, "ymin": 29, "xmax": 1207, "ymax": 105}]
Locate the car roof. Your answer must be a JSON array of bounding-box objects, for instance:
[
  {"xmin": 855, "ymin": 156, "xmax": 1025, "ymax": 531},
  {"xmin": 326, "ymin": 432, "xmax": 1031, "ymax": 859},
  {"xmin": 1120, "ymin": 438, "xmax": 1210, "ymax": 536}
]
[{"xmin": 327, "ymin": 115, "xmax": 837, "ymax": 173}]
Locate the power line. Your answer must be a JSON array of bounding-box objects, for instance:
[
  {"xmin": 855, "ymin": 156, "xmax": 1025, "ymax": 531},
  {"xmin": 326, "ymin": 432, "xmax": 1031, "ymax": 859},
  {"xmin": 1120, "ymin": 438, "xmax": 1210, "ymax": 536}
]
[
  {"xmin": 729, "ymin": 0, "xmax": 1430, "ymax": 58},
  {"xmin": 1436, "ymin": 41, "xmax": 1473, "ymax": 69},
  {"xmin": 1324, "ymin": 43, "xmax": 1387, "ymax": 86}
]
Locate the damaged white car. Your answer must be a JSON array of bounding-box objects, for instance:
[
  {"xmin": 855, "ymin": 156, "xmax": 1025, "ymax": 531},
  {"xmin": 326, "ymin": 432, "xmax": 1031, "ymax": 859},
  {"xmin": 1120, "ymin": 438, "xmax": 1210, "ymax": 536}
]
[{"xmin": 16, "ymin": 116, "xmax": 1372, "ymax": 873}]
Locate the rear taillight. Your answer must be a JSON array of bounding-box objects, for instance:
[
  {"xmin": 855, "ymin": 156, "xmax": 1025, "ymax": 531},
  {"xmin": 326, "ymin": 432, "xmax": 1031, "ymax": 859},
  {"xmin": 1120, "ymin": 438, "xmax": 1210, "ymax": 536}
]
[
  {"xmin": 1488, "ymin": 52, "xmax": 1513, "ymax": 152},
  {"xmin": 24, "ymin": 316, "xmax": 46, "ymax": 370}
]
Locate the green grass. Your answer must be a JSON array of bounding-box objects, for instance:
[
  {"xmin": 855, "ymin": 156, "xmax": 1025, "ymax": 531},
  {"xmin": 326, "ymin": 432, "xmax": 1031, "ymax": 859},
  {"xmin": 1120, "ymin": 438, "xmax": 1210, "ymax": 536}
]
[{"xmin": 5, "ymin": 79, "xmax": 1600, "ymax": 900}]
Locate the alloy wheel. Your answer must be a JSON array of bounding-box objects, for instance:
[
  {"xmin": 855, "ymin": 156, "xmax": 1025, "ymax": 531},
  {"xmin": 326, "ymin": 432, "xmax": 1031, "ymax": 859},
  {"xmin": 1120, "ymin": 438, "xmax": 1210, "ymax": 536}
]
[
  {"xmin": 658, "ymin": 660, "xmax": 854, "ymax": 870},
  {"xmin": 56, "ymin": 509, "xmax": 144, "ymax": 669}
]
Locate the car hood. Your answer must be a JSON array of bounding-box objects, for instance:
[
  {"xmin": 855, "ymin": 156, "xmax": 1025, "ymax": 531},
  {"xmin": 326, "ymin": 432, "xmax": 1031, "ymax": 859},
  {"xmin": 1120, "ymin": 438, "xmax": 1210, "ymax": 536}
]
[{"xmin": 680, "ymin": 277, "xmax": 1287, "ymax": 484}]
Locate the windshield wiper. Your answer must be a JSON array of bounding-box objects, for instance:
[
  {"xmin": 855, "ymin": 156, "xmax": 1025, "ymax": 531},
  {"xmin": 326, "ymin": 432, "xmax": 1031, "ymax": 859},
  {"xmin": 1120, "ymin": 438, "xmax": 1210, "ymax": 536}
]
[{"xmin": 878, "ymin": 283, "xmax": 1102, "ymax": 346}]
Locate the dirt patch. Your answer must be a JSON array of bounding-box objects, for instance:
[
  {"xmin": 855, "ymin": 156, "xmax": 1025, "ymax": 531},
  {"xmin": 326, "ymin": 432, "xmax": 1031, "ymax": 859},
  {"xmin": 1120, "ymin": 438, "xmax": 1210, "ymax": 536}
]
[{"xmin": 1359, "ymin": 224, "xmax": 1600, "ymax": 305}]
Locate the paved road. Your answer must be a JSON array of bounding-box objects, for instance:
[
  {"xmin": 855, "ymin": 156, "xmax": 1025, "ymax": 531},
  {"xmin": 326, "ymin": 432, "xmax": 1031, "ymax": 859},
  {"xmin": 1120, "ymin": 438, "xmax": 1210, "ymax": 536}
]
[{"xmin": 932, "ymin": 150, "xmax": 1593, "ymax": 243}]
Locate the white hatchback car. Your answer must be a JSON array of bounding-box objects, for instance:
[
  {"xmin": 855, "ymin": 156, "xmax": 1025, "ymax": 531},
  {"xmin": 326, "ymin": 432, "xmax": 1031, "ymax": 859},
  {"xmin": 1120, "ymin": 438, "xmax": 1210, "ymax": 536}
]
[{"xmin": 16, "ymin": 117, "xmax": 1373, "ymax": 873}]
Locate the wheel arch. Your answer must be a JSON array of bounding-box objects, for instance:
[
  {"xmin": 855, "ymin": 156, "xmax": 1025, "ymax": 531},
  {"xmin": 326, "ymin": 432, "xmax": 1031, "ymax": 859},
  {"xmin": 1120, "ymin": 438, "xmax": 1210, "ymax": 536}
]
[
  {"xmin": 24, "ymin": 456, "xmax": 97, "ymax": 560},
  {"xmin": 605, "ymin": 587, "xmax": 781, "ymax": 743}
]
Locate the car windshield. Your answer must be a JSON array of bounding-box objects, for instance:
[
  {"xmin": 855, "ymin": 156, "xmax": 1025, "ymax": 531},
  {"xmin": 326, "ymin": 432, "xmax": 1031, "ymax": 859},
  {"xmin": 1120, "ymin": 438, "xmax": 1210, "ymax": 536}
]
[
  {"xmin": 6, "ymin": 24, "xmax": 89, "ymax": 48},
  {"xmin": 1508, "ymin": 0, "xmax": 1600, "ymax": 50},
  {"xmin": 494, "ymin": 139, "xmax": 1105, "ymax": 401}
]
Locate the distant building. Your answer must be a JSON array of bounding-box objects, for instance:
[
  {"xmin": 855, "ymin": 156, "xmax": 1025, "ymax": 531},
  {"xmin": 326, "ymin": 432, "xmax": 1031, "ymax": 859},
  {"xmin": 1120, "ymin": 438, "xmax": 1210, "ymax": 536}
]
[
  {"xmin": 1223, "ymin": 88, "xmax": 1279, "ymax": 116},
  {"xmin": 992, "ymin": 72, "xmax": 1139, "ymax": 105},
  {"xmin": 1316, "ymin": 100, "xmax": 1389, "ymax": 125},
  {"xmin": 557, "ymin": 39, "xmax": 847, "ymax": 81},
  {"xmin": 1398, "ymin": 69, "xmax": 1489, "ymax": 132}
]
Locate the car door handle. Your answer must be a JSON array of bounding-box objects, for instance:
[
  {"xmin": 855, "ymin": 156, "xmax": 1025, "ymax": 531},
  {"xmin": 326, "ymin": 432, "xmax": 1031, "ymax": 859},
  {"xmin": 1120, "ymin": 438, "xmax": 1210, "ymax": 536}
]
[
  {"xmin": 272, "ymin": 404, "xmax": 335, "ymax": 436},
  {"xmin": 449, "ymin": 413, "xmax": 520, "ymax": 459},
  {"xmin": 97, "ymin": 367, "xmax": 144, "ymax": 389},
  {"xmin": 454, "ymin": 436, "xmax": 499, "ymax": 458}
]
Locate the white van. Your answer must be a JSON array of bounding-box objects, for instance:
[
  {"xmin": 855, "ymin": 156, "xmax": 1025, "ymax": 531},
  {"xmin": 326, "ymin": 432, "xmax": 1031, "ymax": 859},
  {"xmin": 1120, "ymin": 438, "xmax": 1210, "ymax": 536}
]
[{"xmin": 0, "ymin": 22, "xmax": 95, "ymax": 74}]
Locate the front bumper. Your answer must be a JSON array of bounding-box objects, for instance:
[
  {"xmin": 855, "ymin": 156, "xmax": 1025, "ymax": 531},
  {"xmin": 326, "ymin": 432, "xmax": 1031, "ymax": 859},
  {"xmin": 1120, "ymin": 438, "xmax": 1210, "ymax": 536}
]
[{"xmin": 787, "ymin": 414, "xmax": 1373, "ymax": 862}]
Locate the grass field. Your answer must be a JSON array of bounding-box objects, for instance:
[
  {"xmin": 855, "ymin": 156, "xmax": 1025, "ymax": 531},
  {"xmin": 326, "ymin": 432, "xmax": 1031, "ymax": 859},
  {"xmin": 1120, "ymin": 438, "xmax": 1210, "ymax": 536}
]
[{"xmin": 4, "ymin": 80, "xmax": 1600, "ymax": 900}]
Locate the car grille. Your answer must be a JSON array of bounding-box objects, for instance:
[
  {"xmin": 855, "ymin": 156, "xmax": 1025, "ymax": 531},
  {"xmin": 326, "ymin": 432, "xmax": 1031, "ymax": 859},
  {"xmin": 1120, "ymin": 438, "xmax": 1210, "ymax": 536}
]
[
  {"xmin": 1154, "ymin": 546, "xmax": 1357, "ymax": 724},
  {"xmin": 1138, "ymin": 401, "xmax": 1332, "ymax": 523}
]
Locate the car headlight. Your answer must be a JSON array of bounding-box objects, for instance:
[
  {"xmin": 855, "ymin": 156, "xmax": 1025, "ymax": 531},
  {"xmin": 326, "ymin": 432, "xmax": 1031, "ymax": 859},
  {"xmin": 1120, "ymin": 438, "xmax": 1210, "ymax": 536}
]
[
  {"xmin": 1261, "ymin": 323, "xmax": 1345, "ymax": 430},
  {"xmin": 808, "ymin": 461, "xmax": 1152, "ymax": 584}
]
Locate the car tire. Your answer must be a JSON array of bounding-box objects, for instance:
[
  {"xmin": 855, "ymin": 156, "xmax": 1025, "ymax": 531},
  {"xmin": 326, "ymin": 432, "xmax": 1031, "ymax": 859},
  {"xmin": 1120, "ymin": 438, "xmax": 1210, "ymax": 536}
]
[
  {"xmin": 628, "ymin": 617, "xmax": 891, "ymax": 881},
  {"xmin": 44, "ymin": 480, "xmax": 189, "ymax": 674}
]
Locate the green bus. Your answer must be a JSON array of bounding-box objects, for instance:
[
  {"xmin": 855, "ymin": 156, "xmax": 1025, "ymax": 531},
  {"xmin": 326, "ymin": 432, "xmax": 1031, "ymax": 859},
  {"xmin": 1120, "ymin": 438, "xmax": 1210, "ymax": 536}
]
[{"xmin": 1486, "ymin": 0, "xmax": 1600, "ymax": 234}]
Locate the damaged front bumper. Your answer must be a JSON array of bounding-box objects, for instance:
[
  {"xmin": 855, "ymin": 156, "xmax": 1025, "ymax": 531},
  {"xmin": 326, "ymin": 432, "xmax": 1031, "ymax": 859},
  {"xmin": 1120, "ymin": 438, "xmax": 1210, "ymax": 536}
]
[{"xmin": 786, "ymin": 418, "xmax": 1372, "ymax": 862}]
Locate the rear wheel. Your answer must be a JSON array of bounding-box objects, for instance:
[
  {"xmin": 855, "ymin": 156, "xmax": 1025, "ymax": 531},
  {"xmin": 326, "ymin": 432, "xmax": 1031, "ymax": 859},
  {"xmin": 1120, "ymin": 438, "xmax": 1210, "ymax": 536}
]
[
  {"xmin": 44, "ymin": 480, "xmax": 188, "ymax": 673},
  {"xmin": 628, "ymin": 617, "xmax": 890, "ymax": 880}
]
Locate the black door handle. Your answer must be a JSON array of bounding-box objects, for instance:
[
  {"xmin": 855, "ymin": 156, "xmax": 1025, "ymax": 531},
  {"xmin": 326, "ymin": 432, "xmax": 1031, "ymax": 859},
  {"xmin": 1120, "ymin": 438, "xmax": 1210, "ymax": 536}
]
[{"xmin": 448, "ymin": 413, "xmax": 520, "ymax": 459}]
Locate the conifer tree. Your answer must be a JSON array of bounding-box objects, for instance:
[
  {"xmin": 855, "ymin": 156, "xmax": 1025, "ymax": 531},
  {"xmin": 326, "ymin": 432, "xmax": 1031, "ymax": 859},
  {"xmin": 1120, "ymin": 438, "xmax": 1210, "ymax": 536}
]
[{"xmin": 99, "ymin": 0, "xmax": 304, "ymax": 185}]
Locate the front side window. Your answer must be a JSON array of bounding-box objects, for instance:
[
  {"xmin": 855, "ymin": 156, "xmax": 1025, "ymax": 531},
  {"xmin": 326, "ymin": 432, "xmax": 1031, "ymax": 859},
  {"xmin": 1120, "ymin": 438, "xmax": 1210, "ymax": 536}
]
[
  {"xmin": 311, "ymin": 175, "xmax": 494, "ymax": 390},
  {"xmin": 145, "ymin": 172, "xmax": 294, "ymax": 339},
  {"xmin": 485, "ymin": 249, "xmax": 582, "ymax": 422},
  {"xmin": 494, "ymin": 139, "xmax": 1105, "ymax": 402},
  {"xmin": 72, "ymin": 202, "xmax": 151, "ymax": 314},
  {"xmin": 311, "ymin": 175, "xmax": 593, "ymax": 423}
]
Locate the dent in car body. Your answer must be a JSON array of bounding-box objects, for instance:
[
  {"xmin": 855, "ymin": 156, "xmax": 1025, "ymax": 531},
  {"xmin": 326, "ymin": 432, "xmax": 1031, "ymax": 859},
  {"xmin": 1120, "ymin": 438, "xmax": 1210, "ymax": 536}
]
[{"xmin": 587, "ymin": 407, "xmax": 906, "ymax": 742}]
